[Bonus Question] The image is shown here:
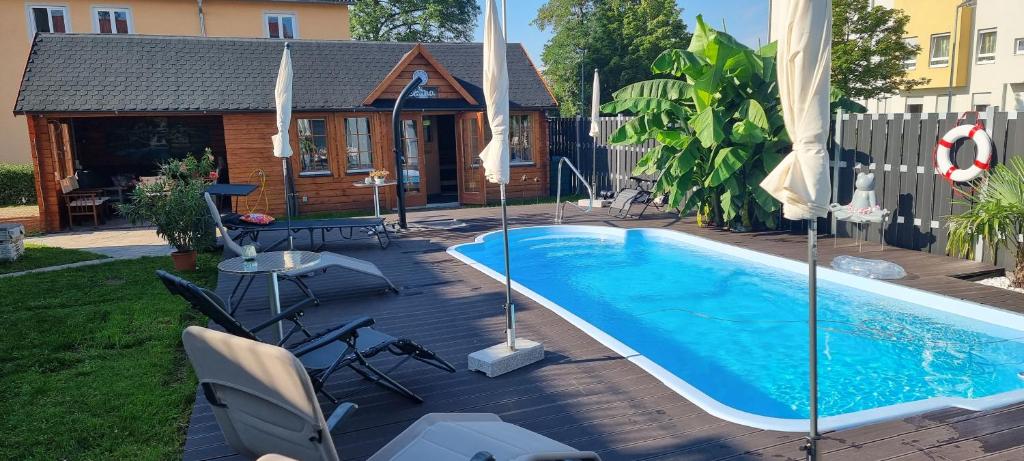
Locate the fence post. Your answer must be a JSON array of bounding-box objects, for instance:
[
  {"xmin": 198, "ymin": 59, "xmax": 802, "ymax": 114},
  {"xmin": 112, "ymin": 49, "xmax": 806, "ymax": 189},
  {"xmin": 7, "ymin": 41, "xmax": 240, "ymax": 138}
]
[
  {"xmin": 972, "ymin": 106, "xmax": 998, "ymax": 262},
  {"xmin": 831, "ymin": 109, "xmax": 844, "ymax": 235}
]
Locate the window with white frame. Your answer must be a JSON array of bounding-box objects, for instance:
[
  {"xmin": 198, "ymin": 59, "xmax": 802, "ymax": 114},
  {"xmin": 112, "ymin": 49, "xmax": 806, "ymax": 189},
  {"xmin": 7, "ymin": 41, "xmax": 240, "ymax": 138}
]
[
  {"xmin": 972, "ymin": 92, "xmax": 991, "ymax": 112},
  {"xmin": 265, "ymin": 13, "xmax": 297, "ymax": 39},
  {"xmin": 977, "ymin": 29, "xmax": 996, "ymax": 64},
  {"xmin": 903, "ymin": 37, "xmax": 918, "ymax": 69},
  {"xmin": 509, "ymin": 114, "xmax": 533, "ymax": 164},
  {"xmin": 297, "ymin": 118, "xmax": 330, "ymax": 175},
  {"xmin": 930, "ymin": 33, "xmax": 950, "ymax": 67},
  {"xmin": 1015, "ymin": 38, "xmax": 1024, "ymax": 55},
  {"xmin": 344, "ymin": 118, "xmax": 374, "ymax": 172},
  {"xmin": 27, "ymin": 6, "xmax": 68, "ymax": 36},
  {"xmin": 93, "ymin": 7, "xmax": 132, "ymax": 34}
]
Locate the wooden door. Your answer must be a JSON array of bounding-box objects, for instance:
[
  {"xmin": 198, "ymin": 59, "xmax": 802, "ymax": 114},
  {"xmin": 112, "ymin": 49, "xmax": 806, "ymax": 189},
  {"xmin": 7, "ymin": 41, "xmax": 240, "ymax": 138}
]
[
  {"xmin": 456, "ymin": 112, "xmax": 487, "ymax": 204},
  {"xmin": 399, "ymin": 115, "xmax": 427, "ymax": 208},
  {"xmin": 423, "ymin": 116, "xmax": 441, "ymax": 196},
  {"xmin": 47, "ymin": 119, "xmax": 75, "ymax": 180}
]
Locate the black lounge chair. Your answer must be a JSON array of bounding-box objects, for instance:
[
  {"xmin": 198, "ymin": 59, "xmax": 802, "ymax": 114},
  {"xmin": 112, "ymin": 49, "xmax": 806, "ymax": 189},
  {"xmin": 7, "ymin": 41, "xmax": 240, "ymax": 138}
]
[
  {"xmin": 157, "ymin": 270, "xmax": 454, "ymax": 403},
  {"xmin": 222, "ymin": 214, "xmax": 392, "ymax": 250},
  {"xmin": 608, "ymin": 175, "xmax": 666, "ymax": 219}
]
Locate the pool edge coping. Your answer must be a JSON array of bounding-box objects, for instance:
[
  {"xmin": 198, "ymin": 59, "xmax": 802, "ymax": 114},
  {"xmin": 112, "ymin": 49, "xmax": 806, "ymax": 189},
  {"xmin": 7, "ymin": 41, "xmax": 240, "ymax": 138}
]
[{"xmin": 446, "ymin": 224, "xmax": 1024, "ymax": 433}]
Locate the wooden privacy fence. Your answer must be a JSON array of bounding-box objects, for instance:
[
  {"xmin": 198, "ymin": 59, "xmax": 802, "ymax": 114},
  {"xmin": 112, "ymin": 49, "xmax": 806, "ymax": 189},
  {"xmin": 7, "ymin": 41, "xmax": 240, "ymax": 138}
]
[{"xmin": 548, "ymin": 111, "xmax": 1023, "ymax": 271}]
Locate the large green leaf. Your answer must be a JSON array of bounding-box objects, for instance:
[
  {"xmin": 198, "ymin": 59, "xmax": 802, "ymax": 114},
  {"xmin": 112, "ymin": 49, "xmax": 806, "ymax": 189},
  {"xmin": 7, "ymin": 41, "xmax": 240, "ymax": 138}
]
[
  {"xmin": 720, "ymin": 177, "xmax": 742, "ymax": 222},
  {"xmin": 687, "ymin": 15, "xmax": 713, "ymax": 58},
  {"xmin": 654, "ymin": 130, "xmax": 693, "ymax": 150},
  {"xmin": 632, "ymin": 145, "xmax": 678, "ymax": 175},
  {"xmin": 651, "ymin": 50, "xmax": 706, "ymax": 79},
  {"xmin": 689, "ymin": 107, "xmax": 724, "ymax": 148},
  {"xmin": 612, "ymin": 79, "xmax": 692, "ymax": 101},
  {"xmin": 608, "ymin": 113, "xmax": 665, "ymax": 145},
  {"xmin": 730, "ymin": 119, "xmax": 766, "ymax": 145},
  {"xmin": 735, "ymin": 99, "xmax": 769, "ymax": 130},
  {"xmin": 724, "ymin": 50, "xmax": 764, "ymax": 81},
  {"xmin": 601, "ymin": 97, "xmax": 687, "ymax": 119},
  {"xmin": 758, "ymin": 41, "xmax": 778, "ymax": 58},
  {"xmin": 706, "ymin": 146, "xmax": 750, "ymax": 186}
]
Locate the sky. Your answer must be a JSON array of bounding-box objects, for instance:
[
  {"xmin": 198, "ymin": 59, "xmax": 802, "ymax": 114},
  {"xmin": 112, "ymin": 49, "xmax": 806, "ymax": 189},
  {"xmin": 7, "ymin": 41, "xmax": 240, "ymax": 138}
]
[{"xmin": 472, "ymin": 0, "xmax": 771, "ymax": 67}]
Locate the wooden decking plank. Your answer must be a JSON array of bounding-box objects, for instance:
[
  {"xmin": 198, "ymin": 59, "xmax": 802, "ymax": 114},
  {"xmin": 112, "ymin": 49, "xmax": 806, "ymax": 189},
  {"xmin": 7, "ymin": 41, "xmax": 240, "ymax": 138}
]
[{"xmin": 181, "ymin": 204, "xmax": 1024, "ymax": 461}]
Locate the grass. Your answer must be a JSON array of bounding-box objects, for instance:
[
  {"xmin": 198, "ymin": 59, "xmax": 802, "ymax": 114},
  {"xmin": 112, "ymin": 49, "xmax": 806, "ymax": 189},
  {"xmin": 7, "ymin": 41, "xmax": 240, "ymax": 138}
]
[
  {"xmin": 0, "ymin": 243, "xmax": 108, "ymax": 275},
  {"xmin": 0, "ymin": 253, "xmax": 219, "ymax": 460}
]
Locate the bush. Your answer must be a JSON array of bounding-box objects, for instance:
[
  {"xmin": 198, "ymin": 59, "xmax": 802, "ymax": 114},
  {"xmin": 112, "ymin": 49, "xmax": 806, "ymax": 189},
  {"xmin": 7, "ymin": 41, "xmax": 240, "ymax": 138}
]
[
  {"xmin": 118, "ymin": 151, "xmax": 217, "ymax": 252},
  {"xmin": 0, "ymin": 163, "xmax": 36, "ymax": 206}
]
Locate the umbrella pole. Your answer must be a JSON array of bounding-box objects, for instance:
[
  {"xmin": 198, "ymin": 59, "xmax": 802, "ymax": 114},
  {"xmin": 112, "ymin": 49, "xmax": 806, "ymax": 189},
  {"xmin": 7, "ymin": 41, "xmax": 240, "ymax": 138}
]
[
  {"xmin": 282, "ymin": 158, "xmax": 294, "ymax": 251},
  {"xmin": 500, "ymin": 183, "xmax": 516, "ymax": 351},
  {"xmin": 807, "ymin": 219, "xmax": 819, "ymax": 461}
]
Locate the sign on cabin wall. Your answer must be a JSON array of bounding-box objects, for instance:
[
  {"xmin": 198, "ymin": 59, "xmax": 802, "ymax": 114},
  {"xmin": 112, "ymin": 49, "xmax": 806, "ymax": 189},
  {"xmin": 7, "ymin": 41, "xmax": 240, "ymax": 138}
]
[{"xmin": 411, "ymin": 86, "xmax": 439, "ymax": 99}]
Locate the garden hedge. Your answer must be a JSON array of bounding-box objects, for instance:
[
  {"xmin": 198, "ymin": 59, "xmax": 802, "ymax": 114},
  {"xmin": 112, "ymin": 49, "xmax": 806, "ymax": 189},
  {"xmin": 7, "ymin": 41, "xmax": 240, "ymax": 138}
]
[{"xmin": 0, "ymin": 163, "xmax": 36, "ymax": 206}]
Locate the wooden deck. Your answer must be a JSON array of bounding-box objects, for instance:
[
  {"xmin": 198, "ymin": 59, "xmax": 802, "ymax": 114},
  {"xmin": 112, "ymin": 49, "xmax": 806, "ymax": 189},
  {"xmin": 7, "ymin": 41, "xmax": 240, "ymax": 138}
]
[{"xmin": 183, "ymin": 204, "xmax": 1024, "ymax": 461}]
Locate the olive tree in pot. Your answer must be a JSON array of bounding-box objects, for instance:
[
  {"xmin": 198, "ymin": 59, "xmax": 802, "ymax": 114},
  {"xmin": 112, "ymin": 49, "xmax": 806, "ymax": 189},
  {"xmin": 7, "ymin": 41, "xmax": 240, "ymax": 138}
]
[
  {"xmin": 947, "ymin": 157, "xmax": 1024, "ymax": 288},
  {"xmin": 119, "ymin": 152, "xmax": 217, "ymax": 271}
]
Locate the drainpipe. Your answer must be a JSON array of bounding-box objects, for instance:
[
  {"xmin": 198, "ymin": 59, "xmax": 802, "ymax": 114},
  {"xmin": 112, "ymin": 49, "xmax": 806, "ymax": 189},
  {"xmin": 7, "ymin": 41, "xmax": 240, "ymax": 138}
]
[{"xmin": 196, "ymin": 0, "xmax": 207, "ymax": 37}]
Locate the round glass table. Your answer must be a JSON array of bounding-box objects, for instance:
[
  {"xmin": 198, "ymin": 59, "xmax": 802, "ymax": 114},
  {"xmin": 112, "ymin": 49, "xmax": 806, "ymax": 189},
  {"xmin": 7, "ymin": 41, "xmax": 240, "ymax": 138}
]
[{"xmin": 218, "ymin": 250, "xmax": 321, "ymax": 340}]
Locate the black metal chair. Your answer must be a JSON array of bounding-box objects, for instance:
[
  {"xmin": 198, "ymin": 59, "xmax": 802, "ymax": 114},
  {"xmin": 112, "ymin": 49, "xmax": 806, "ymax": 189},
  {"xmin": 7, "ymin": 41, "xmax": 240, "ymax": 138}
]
[{"xmin": 157, "ymin": 270, "xmax": 454, "ymax": 404}]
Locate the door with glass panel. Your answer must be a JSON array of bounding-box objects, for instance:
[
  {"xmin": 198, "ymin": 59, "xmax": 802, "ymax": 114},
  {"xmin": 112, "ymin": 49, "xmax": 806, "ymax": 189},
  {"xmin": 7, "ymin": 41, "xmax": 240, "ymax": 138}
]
[
  {"xmin": 456, "ymin": 112, "xmax": 487, "ymax": 204},
  {"xmin": 399, "ymin": 117, "xmax": 426, "ymax": 207}
]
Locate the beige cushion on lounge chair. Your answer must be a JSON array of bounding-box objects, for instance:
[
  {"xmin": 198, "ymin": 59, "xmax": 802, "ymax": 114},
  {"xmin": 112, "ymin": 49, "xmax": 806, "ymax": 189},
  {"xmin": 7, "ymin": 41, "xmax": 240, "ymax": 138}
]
[
  {"xmin": 367, "ymin": 413, "xmax": 599, "ymax": 461},
  {"xmin": 182, "ymin": 326, "xmax": 341, "ymax": 461}
]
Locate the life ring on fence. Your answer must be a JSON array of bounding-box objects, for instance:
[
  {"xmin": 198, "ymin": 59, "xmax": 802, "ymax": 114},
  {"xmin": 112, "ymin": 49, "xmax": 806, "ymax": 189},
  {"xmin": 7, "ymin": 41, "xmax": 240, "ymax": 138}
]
[{"xmin": 934, "ymin": 123, "xmax": 993, "ymax": 182}]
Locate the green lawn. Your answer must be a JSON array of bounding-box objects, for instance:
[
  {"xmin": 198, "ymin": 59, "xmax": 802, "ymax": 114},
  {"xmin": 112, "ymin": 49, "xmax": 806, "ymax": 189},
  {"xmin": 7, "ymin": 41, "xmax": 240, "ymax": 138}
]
[
  {"xmin": 0, "ymin": 253, "xmax": 218, "ymax": 460},
  {"xmin": 0, "ymin": 243, "xmax": 108, "ymax": 275}
]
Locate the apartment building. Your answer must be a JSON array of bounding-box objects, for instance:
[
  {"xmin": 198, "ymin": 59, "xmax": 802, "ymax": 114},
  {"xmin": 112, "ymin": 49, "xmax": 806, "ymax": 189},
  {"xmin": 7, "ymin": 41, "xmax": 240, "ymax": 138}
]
[
  {"xmin": 864, "ymin": 0, "xmax": 1024, "ymax": 114},
  {"xmin": 2, "ymin": 0, "xmax": 354, "ymax": 164}
]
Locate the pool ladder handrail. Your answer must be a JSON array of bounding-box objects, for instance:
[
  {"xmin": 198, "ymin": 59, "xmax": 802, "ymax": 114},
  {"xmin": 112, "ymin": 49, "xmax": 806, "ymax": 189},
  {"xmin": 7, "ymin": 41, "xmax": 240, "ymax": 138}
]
[{"xmin": 554, "ymin": 157, "xmax": 594, "ymax": 224}]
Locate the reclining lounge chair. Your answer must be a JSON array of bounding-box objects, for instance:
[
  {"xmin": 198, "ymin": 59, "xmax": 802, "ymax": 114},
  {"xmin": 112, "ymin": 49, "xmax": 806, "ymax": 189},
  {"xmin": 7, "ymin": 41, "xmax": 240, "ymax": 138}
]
[
  {"xmin": 182, "ymin": 325, "xmax": 600, "ymax": 461},
  {"xmin": 159, "ymin": 271, "xmax": 453, "ymax": 403},
  {"xmin": 608, "ymin": 175, "xmax": 665, "ymax": 219},
  {"xmin": 205, "ymin": 193, "xmax": 398, "ymax": 312}
]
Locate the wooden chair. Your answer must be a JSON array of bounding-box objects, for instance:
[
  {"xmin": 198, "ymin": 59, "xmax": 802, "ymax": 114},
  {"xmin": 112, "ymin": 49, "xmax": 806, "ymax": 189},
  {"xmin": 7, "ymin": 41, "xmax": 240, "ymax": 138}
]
[{"xmin": 60, "ymin": 175, "xmax": 109, "ymax": 227}]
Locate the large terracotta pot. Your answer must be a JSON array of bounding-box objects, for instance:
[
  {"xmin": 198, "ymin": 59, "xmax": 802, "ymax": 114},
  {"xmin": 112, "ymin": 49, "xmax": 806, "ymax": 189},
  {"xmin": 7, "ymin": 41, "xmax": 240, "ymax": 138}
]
[{"xmin": 171, "ymin": 250, "xmax": 197, "ymax": 272}]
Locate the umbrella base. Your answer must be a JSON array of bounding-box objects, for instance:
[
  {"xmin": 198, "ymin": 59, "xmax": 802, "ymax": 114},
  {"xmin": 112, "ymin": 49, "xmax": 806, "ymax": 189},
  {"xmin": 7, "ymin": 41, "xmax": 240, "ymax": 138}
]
[{"xmin": 468, "ymin": 339, "xmax": 544, "ymax": 378}]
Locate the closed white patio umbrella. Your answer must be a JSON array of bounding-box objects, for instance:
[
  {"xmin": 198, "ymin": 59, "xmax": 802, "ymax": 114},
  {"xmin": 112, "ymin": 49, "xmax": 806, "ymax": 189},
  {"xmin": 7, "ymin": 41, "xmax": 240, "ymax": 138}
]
[
  {"xmin": 467, "ymin": 0, "xmax": 544, "ymax": 378},
  {"xmin": 759, "ymin": 0, "xmax": 832, "ymax": 459},
  {"xmin": 272, "ymin": 43, "xmax": 295, "ymax": 250},
  {"xmin": 589, "ymin": 69, "xmax": 601, "ymax": 189}
]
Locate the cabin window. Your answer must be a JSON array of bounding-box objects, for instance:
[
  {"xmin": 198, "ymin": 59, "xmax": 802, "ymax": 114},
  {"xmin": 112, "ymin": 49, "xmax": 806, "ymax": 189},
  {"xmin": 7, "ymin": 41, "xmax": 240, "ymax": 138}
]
[
  {"xmin": 28, "ymin": 6, "xmax": 68, "ymax": 36},
  {"xmin": 510, "ymin": 114, "xmax": 533, "ymax": 164},
  {"xmin": 297, "ymin": 118, "xmax": 330, "ymax": 176},
  {"xmin": 345, "ymin": 117, "xmax": 374, "ymax": 172},
  {"xmin": 93, "ymin": 7, "xmax": 132, "ymax": 34},
  {"xmin": 265, "ymin": 13, "xmax": 297, "ymax": 39},
  {"xmin": 401, "ymin": 120, "xmax": 420, "ymax": 193}
]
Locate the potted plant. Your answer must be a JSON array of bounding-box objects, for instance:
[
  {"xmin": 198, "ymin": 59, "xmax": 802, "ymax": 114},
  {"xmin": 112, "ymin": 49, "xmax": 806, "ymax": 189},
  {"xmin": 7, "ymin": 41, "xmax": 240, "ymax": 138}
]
[
  {"xmin": 119, "ymin": 151, "xmax": 217, "ymax": 271},
  {"xmin": 369, "ymin": 169, "xmax": 390, "ymax": 185},
  {"xmin": 947, "ymin": 157, "xmax": 1024, "ymax": 288}
]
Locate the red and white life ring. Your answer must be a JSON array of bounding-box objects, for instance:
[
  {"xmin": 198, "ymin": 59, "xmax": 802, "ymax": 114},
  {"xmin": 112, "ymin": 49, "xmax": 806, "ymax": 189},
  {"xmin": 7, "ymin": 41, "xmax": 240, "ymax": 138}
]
[{"xmin": 935, "ymin": 124, "xmax": 993, "ymax": 182}]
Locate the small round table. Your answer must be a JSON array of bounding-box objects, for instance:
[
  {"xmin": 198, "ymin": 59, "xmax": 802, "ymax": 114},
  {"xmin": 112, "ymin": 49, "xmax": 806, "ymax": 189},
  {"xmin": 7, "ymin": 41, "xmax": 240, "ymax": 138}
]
[
  {"xmin": 218, "ymin": 251, "xmax": 321, "ymax": 341},
  {"xmin": 353, "ymin": 180, "xmax": 398, "ymax": 218}
]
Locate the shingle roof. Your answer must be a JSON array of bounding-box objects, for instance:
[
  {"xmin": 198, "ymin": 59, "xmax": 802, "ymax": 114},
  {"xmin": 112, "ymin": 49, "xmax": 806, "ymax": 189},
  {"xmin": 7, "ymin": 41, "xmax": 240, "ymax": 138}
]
[{"xmin": 14, "ymin": 34, "xmax": 557, "ymax": 114}]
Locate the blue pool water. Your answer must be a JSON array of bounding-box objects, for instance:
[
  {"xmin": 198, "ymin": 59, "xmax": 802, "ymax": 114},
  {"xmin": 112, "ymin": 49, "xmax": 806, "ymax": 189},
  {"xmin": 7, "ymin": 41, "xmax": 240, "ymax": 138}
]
[{"xmin": 450, "ymin": 226, "xmax": 1024, "ymax": 428}]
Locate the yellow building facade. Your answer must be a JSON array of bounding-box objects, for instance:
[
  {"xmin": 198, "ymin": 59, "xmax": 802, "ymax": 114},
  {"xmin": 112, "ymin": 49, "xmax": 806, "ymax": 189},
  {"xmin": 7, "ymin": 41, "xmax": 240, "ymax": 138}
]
[
  {"xmin": 896, "ymin": 0, "xmax": 973, "ymax": 92},
  {"xmin": 2, "ymin": 0, "xmax": 352, "ymax": 164}
]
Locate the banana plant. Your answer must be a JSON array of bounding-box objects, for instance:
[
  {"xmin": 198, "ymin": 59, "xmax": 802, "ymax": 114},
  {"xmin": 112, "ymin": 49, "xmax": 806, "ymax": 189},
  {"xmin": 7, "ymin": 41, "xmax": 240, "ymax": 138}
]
[{"xmin": 602, "ymin": 16, "xmax": 788, "ymax": 229}]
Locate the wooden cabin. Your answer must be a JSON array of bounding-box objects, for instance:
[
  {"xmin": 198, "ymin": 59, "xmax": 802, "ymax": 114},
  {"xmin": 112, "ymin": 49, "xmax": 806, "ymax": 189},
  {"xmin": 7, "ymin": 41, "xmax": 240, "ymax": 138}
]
[{"xmin": 15, "ymin": 34, "xmax": 557, "ymax": 232}]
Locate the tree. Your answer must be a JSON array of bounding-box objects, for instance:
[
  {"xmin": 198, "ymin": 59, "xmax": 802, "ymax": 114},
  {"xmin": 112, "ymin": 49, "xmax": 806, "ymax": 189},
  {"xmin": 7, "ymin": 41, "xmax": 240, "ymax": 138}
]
[
  {"xmin": 351, "ymin": 0, "xmax": 480, "ymax": 42},
  {"xmin": 832, "ymin": 0, "xmax": 928, "ymax": 100},
  {"xmin": 603, "ymin": 17, "xmax": 786, "ymax": 230},
  {"xmin": 534, "ymin": 0, "xmax": 690, "ymax": 116},
  {"xmin": 947, "ymin": 158, "xmax": 1024, "ymax": 287}
]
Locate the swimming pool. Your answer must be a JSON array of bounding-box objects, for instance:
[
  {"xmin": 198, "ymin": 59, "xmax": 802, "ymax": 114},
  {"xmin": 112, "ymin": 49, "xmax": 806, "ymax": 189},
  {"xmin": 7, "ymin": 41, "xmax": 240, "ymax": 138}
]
[{"xmin": 448, "ymin": 225, "xmax": 1024, "ymax": 432}]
